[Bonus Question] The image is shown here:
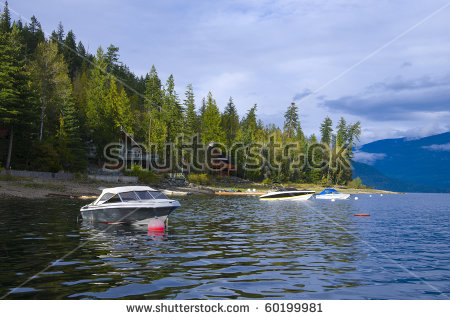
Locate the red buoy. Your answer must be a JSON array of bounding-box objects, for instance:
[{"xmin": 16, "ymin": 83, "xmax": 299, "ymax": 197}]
[
  {"xmin": 354, "ymin": 213, "xmax": 370, "ymax": 216},
  {"xmin": 148, "ymin": 218, "xmax": 165, "ymax": 231}
]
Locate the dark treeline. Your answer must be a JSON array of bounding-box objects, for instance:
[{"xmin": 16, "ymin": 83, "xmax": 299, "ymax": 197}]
[{"xmin": 0, "ymin": 2, "xmax": 361, "ymax": 185}]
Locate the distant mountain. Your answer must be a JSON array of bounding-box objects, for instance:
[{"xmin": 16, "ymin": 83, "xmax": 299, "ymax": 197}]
[
  {"xmin": 352, "ymin": 162, "xmax": 449, "ymax": 193},
  {"xmin": 353, "ymin": 132, "xmax": 450, "ymax": 192}
]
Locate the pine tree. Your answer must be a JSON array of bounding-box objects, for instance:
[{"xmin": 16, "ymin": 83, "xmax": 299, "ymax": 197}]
[
  {"xmin": 56, "ymin": 100, "xmax": 87, "ymax": 171},
  {"xmin": 320, "ymin": 116, "xmax": 333, "ymax": 145},
  {"xmin": 306, "ymin": 134, "xmax": 322, "ymax": 183},
  {"xmin": 103, "ymin": 77, "xmax": 133, "ymax": 136},
  {"xmin": 347, "ymin": 121, "xmax": 361, "ymax": 146},
  {"xmin": 84, "ymin": 47, "xmax": 134, "ymax": 161},
  {"xmin": 85, "ymin": 52, "xmax": 107, "ymax": 127},
  {"xmin": 164, "ymin": 74, "xmax": 183, "ymax": 143},
  {"xmin": 105, "ymin": 44, "xmax": 120, "ymax": 72},
  {"xmin": 346, "ymin": 121, "xmax": 361, "ymax": 160},
  {"xmin": 72, "ymin": 68, "xmax": 89, "ymax": 133},
  {"xmin": 15, "ymin": 19, "xmax": 22, "ymax": 31},
  {"xmin": 77, "ymin": 41, "xmax": 86, "ymax": 57},
  {"xmin": 198, "ymin": 97, "xmax": 206, "ymax": 132},
  {"xmin": 237, "ymin": 104, "xmax": 259, "ymax": 178},
  {"xmin": 199, "ymin": 97, "xmax": 206, "ymax": 116},
  {"xmin": 22, "ymin": 15, "xmax": 45, "ymax": 56},
  {"xmin": 57, "ymin": 22, "xmax": 64, "ymax": 40},
  {"xmin": 201, "ymin": 92, "xmax": 224, "ymax": 144},
  {"xmin": 0, "ymin": 24, "xmax": 39, "ymax": 169},
  {"xmin": 338, "ymin": 120, "xmax": 361, "ymax": 184},
  {"xmin": 116, "ymin": 81, "xmax": 134, "ymax": 134},
  {"xmin": 0, "ymin": 1, "xmax": 11, "ymax": 33},
  {"xmin": 241, "ymin": 104, "xmax": 258, "ymax": 144},
  {"xmin": 85, "ymin": 47, "xmax": 108, "ymax": 155},
  {"xmin": 331, "ymin": 117, "xmax": 355, "ymax": 184},
  {"xmin": 283, "ymin": 102, "xmax": 299, "ymax": 139},
  {"xmin": 55, "ymin": 22, "xmax": 64, "ymax": 42},
  {"xmin": 144, "ymin": 65, "xmax": 164, "ymax": 146},
  {"xmin": 221, "ymin": 97, "xmax": 240, "ymax": 147},
  {"xmin": 296, "ymin": 121, "xmax": 305, "ymax": 142},
  {"xmin": 281, "ymin": 103, "xmax": 302, "ymax": 181},
  {"xmin": 319, "ymin": 116, "xmax": 333, "ymax": 182},
  {"xmin": 49, "ymin": 22, "xmax": 65, "ymax": 54},
  {"xmin": 63, "ymin": 30, "xmax": 80, "ymax": 79},
  {"xmin": 183, "ymin": 84, "xmax": 198, "ymax": 139},
  {"xmin": 29, "ymin": 40, "xmax": 72, "ymax": 141},
  {"xmin": 336, "ymin": 117, "xmax": 347, "ymax": 147}
]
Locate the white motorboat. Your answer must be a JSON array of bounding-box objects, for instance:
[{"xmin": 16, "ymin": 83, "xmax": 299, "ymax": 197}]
[
  {"xmin": 259, "ymin": 188, "xmax": 315, "ymax": 201},
  {"xmin": 80, "ymin": 186, "xmax": 180, "ymax": 224},
  {"xmin": 315, "ymin": 188, "xmax": 350, "ymax": 200}
]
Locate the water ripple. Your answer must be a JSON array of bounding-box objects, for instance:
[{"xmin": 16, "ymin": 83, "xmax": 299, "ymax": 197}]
[{"xmin": 0, "ymin": 194, "xmax": 449, "ymax": 299}]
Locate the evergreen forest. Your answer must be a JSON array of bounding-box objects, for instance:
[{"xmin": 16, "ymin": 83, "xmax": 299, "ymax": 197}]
[{"xmin": 0, "ymin": 2, "xmax": 361, "ymax": 185}]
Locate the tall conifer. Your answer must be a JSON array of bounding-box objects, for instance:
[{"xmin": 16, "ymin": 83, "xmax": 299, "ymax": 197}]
[
  {"xmin": 0, "ymin": 25, "xmax": 38, "ymax": 168},
  {"xmin": 221, "ymin": 97, "xmax": 240, "ymax": 147},
  {"xmin": 0, "ymin": 1, "xmax": 11, "ymax": 33},
  {"xmin": 201, "ymin": 92, "xmax": 223, "ymax": 144},
  {"xmin": 283, "ymin": 102, "xmax": 299, "ymax": 139},
  {"xmin": 183, "ymin": 84, "xmax": 198, "ymax": 139}
]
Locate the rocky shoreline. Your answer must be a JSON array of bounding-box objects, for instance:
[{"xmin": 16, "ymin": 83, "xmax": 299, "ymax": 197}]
[
  {"xmin": 0, "ymin": 175, "xmax": 217, "ymax": 200},
  {"xmin": 0, "ymin": 174, "xmax": 399, "ymax": 200}
]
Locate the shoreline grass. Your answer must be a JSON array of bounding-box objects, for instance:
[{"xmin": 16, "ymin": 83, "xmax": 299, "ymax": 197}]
[{"xmin": 0, "ymin": 172, "xmax": 399, "ymax": 200}]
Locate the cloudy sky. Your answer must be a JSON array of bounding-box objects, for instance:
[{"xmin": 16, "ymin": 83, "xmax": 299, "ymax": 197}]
[{"xmin": 8, "ymin": 0, "xmax": 450, "ymax": 144}]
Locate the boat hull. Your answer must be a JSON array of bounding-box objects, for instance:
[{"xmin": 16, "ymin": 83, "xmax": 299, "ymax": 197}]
[
  {"xmin": 80, "ymin": 202, "xmax": 180, "ymax": 224},
  {"xmin": 315, "ymin": 194, "xmax": 350, "ymax": 200},
  {"xmin": 260, "ymin": 193, "xmax": 313, "ymax": 201}
]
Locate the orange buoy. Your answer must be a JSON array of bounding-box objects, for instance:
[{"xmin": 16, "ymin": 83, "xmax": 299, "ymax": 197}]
[{"xmin": 354, "ymin": 213, "xmax": 370, "ymax": 216}]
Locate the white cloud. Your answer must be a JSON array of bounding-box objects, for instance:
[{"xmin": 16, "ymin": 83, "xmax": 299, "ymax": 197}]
[
  {"xmin": 353, "ymin": 151, "xmax": 387, "ymax": 164},
  {"xmin": 422, "ymin": 143, "xmax": 450, "ymax": 151}
]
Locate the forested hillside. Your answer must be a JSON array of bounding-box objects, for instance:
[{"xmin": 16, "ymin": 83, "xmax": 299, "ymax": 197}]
[{"xmin": 0, "ymin": 2, "xmax": 361, "ymax": 185}]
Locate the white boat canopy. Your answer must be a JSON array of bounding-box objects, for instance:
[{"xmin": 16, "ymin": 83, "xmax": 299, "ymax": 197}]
[
  {"xmin": 94, "ymin": 186, "xmax": 162, "ymax": 205},
  {"xmin": 100, "ymin": 186, "xmax": 157, "ymax": 195}
]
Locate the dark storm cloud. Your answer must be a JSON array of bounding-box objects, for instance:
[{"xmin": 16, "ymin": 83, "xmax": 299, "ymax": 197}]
[{"xmin": 323, "ymin": 75, "xmax": 450, "ymax": 121}]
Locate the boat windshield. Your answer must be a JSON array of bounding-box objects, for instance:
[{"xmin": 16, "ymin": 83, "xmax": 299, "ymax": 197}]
[
  {"xmin": 135, "ymin": 191, "xmax": 153, "ymax": 200},
  {"xmin": 103, "ymin": 194, "xmax": 121, "ymax": 203},
  {"xmin": 149, "ymin": 191, "xmax": 168, "ymax": 200},
  {"xmin": 119, "ymin": 192, "xmax": 139, "ymax": 202},
  {"xmin": 98, "ymin": 190, "xmax": 168, "ymax": 203},
  {"xmin": 97, "ymin": 192, "xmax": 114, "ymax": 203},
  {"xmin": 318, "ymin": 189, "xmax": 338, "ymax": 195}
]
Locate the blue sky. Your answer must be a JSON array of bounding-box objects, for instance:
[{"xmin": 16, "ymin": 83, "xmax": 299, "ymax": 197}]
[{"xmin": 7, "ymin": 0, "xmax": 450, "ymax": 144}]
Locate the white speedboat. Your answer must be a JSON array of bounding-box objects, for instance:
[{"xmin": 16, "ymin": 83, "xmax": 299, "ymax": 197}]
[
  {"xmin": 315, "ymin": 188, "xmax": 350, "ymax": 200},
  {"xmin": 80, "ymin": 186, "xmax": 180, "ymax": 224},
  {"xmin": 259, "ymin": 188, "xmax": 315, "ymax": 201}
]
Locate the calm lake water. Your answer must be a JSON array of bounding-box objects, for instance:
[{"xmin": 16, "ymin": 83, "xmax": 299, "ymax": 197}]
[{"xmin": 0, "ymin": 193, "xmax": 449, "ymax": 299}]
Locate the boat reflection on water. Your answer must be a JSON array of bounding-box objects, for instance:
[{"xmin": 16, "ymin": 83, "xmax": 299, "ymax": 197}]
[
  {"xmin": 77, "ymin": 221, "xmax": 171, "ymax": 278},
  {"xmin": 78, "ymin": 196, "xmax": 367, "ymax": 298},
  {"xmin": 80, "ymin": 219, "xmax": 170, "ymax": 244}
]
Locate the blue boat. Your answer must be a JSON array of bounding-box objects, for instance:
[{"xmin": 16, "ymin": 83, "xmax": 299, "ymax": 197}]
[{"xmin": 316, "ymin": 188, "xmax": 350, "ymax": 200}]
